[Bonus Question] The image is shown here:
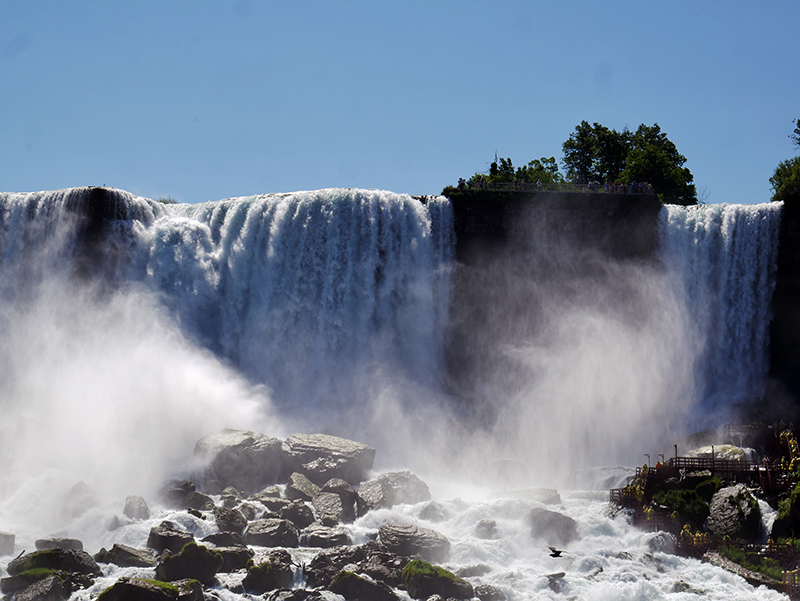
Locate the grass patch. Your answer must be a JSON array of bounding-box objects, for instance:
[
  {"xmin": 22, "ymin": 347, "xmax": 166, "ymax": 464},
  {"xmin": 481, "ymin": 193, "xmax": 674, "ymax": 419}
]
[{"xmin": 718, "ymin": 545, "xmax": 784, "ymax": 581}]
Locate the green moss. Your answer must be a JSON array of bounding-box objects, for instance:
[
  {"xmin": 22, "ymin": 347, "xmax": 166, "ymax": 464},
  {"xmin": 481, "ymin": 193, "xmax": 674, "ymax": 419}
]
[
  {"xmin": 652, "ymin": 487, "xmax": 710, "ymax": 529},
  {"xmin": 401, "ymin": 559, "xmax": 465, "ymax": 585},
  {"xmin": 12, "ymin": 550, "xmax": 62, "ymax": 573},
  {"xmin": 97, "ymin": 578, "xmax": 179, "ymax": 601},
  {"xmin": 180, "ymin": 541, "xmax": 221, "ymax": 562}
]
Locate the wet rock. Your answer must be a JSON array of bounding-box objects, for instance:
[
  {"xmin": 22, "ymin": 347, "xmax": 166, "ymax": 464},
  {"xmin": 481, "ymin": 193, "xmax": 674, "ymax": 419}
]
[
  {"xmin": 96, "ymin": 576, "xmax": 202, "ymax": 601},
  {"xmin": 359, "ymin": 471, "xmax": 431, "ymax": 510},
  {"xmin": 202, "ymin": 531, "xmax": 246, "ymax": 547},
  {"xmin": 259, "ymin": 496, "xmax": 293, "ymax": 513},
  {"xmin": 244, "ymin": 518, "xmax": 299, "ymax": 547},
  {"xmin": 213, "ymin": 506, "xmax": 248, "ymax": 535},
  {"xmin": 195, "ymin": 429, "xmax": 283, "ymax": 494},
  {"xmin": 238, "ymin": 502, "xmax": 260, "ymax": 521},
  {"xmin": 279, "ymin": 501, "xmax": 316, "ymax": 529},
  {"xmin": 242, "ymin": 550, "xmax": 294, "ymax": 593},
  {"xmin": 360, "ymin": 549, "xmax": 407, "ymax": 586},
  {"xmin": 419, "ymin": 501, "xmax": 447, "ymax": 523},
  {"xmin": 475, "ymin": 583, "xmax": 508, "ymax": 601},
  {"xmin": 265, "ymin": 591, "xmax": 321, "ymax": 601},
  {"xmin": 455, "ymin": 564, "xmax": 492, "ymax": 578},
  {"xmin": 312, "ymin": 492, "xmax": 347, "ymax": 525},
  {"xmin": 286, "ymin": 472, "xmax": 320, "ymax": 502},
  {"xmin": 705, "ymin": 484, "xmax": 761, "ymax": 540},
  {"xmin": 301, "ymin": 523, "xmax": 352, "ymax": 548},
  {"xmin": 329, "ymin": 570, "xmax": 399, "ymax": 601},
  {"xmin": 526, "ymin": 507, "xmax": 578, "ymax": 546},
  {"xmin": 161, "ymin": 481, "xmax": 198, "ymax": 509},
  {"xmin": 320, "ymin": 478, "xmax": 358, "ymax": 522},
  {"xmin": 123, "ymin": 495, "xmax": 150, "ymax": 520},
  {"xmin": 378, "ymin": 522, "xmax": 450, "ymax": 562},
  {"xmin": 146, "ymin": 522, "xmax": 194, "ymax": 554},
  {"xmin": 35, "ymin": 538, "xmax": 83, "ymax": 551},
  {"xmin": 14, "ymin": 575, "xmax": 68, "ymax": 601},
  {"xmin": 281, "ymin": 433, "xmax": 376, "ymax": 485},
  {"xmin": 303, "ymin": 543, "xmax": 374, "ymax": 588},
  {"xmin": 7, "ymin": 548, "xmax": 102, "ymax": 578},
  {"xmin": 474, "ymin": 519, "xmax": 497, "ymax": 539},
  {"xmin": 401, "ymin": 559, "xmax": 473, "ymax": 600},
  {"xmin": 155, "ymin": 542, "xmax": 223, "ymax": 585},
  {"xmin": 216, "ymin": 545, "xmax": 255, "ymax": 573},
  {"xmin": 95, "ymin": 543, "xmax": 157, "ymax": 568},
  {"xmin": 0, "ymin": 531, "xmax": 14, "ymax": 555}
]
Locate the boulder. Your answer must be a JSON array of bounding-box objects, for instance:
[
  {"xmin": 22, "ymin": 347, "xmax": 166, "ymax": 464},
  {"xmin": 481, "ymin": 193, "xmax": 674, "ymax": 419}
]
[
  {"xmin": 155, "ymin": 542, "xmax": 223, "ymax": 585},
  {"xmin": 303, "ymin": 543, "xmax": 375, "ymax": 588},
  {"xmin": 474, "ymin": 519, "xmax": 497, "ymax": 539},
  {"xmin": 475, "ymin": 583, "xmax": 508, "ymax": 601},
  {"xmin": 259, "ymin": 496, "xmax": 292, "ymax": 513},
  {"xmin": 96, "ymin": 577, "xmax": 202, "ymax": 601},
  {"xmin": 419, "ymin": 501, "xmax": 447, "ymax": 523},
  {"xmin": 265, "ymin": 591, "xmax": 321, "ymax": 601},
  {"xmin": 194, "ymin": 429, "xmax": 283, "ymax": 494},
  {"xmin": 146, "ymin": 522, "xmax": 194, "ymax": 554},
  {"xmin": 401, "ymin": 559, "xmax": 473, "ymax": 600},
  {"xmin": 244, "ymin": 518, "xmax": 299, "ymax": 547},
  {"xmin": 13, "ymin": 575, "xmax": 69, "ymax": 601},
  {"xmin": 7, "ymin": 548, "xmax": 102, "ymax": 577},
  {"xmin": 360, "ymin": 549, "xmax": 407, "ymax": 586},
  {"xmin": 281, "ymin": 434, "xmax": 376, "ymax": 485},
  {"xmin": 286, "ymin": 473, "xmax": 320, "ymax": 502},
  {"xmin": 320, "ymin": 479, "xmax": 358, "ymax": 522},
  {"xmin": 312, "ymin": 492, "xmax": 347, "ymax": 526},
  {"xmin": 378, "ymin": 523, "xmax": 450, "ymax": 562},
  {"xmin": 526, "ymin": 507, "xmax": 578, "ymax": 546},
  {"xmin": 301, "ymin": 523, "xmax": 353, "ymax": 548},
  {"xmin": 705, "ymin": 484, "xmax": 761, "ymax": 540},
  {"xmin": 95, "ymin": 544, "xmax": 157, "ymax": 568},
  {"xmin": 213, "ymin": 506, "xmax": 248, "ymax": 535},
  {"xmin": 359, "ymin": 471, "xmax": 431, "ymax": 510},
  {"xmin": 216, "ymin": 545, "xmax": 254, "ymax": 573},
  {"xmin": 35, "ymin": 538, "xmax": 83, "ymax": 551},
  {"xmin": 242, "ymin": 550, "xmax": 294, "ymax": 593},
  {"xmin": 0, "ymin": 531, "xmax": 14, "ymax": 555},
  {"xmin": 123, "ymin": 495, "xmax": 150, "ymax": 520},
  {"xmin": 328, "ymin": 570, "xmax": 399, "ymax": 601},
  {"xmin": 161, "ymin": 481, "xmax": 202, "ymax": 510},
  {"xmin": 202, "ymin": 531, "xmax": 246, "ymax": 547},
  {"xmin": 279, "ymin": 501, "xmax": 316, "ymax": 529}
]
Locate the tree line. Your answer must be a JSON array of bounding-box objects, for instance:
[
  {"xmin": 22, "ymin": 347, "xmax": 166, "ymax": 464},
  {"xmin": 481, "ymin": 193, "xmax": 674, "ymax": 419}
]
[
  {"xmin": 451, "ymin": 121, "xmax": 698, "ymax": 205},
  {"xmin": 771, "ymin": 118, "xmax": 800, "ymax": 203}
]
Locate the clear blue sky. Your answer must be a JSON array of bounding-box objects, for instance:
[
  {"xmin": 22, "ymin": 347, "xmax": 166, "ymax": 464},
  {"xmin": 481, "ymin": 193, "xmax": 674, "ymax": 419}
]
[{"xmin": 1, "ymin": 0, "xmax": 798, "ymax": 204}]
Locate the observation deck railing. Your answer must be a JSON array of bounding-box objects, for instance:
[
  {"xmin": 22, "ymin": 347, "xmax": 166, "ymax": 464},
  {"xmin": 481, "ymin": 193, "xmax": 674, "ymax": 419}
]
[{"xmin": 458, "ymin": 181, "xmax": 656, "ymax": 194}]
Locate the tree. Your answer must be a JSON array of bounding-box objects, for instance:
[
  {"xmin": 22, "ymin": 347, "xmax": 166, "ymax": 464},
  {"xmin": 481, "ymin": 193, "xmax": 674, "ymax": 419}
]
[
  {"xmin": 620, "ymin": 124, "xmax": 697, "ymax": 205},
  {"xmin": 467, "ymin": 156, "xmax": 564, "ymax": 187},
  {"xmin": 562, "ymin": 121, "xmax": 697, "ymax": 204},
  {"xmin": 771, "ymin": 117, "xmax": 800, "ymax": 203}
]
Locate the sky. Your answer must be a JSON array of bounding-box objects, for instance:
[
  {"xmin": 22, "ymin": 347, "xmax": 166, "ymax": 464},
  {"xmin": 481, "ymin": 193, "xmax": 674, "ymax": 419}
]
[{"xmin": 0, "ymin": 0, "xmax": 798, "ymax": 204}]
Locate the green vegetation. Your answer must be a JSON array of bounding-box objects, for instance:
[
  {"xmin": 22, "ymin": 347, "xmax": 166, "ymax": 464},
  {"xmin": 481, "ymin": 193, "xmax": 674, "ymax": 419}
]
[
  {"xmin": 446, "ymin": 120, "xmax": 697, "ymax": 204},
  {"xmin": 771, "ymin": 117, "xmax": 800, "ymax": 203},
  {"xmin": 97, "ymin": 578, "xmax": 181, "ymax": 600},
  {"xmin": 401, "ymin": 559, "xmax": 466, "ymax": 585},
  {"xmin": 718, "ymin": 545, "xmax": 784, "ymax": 581},
  {"xmin": 156, "ymin": 196, "xmax": 178, "ymax": 204}
]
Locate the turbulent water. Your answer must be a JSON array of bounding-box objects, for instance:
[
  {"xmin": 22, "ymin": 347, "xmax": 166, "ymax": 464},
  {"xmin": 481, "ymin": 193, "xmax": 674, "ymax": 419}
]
[{"xmin": 0, "ymin": 188, "xmax": 787, "ymax": 600}]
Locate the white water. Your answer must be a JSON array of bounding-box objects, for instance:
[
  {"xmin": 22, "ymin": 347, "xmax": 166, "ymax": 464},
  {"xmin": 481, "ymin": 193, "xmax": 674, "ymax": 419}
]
[{"xmin": 0, "ymin": 189, "xmax": 787, "ymax": 600}]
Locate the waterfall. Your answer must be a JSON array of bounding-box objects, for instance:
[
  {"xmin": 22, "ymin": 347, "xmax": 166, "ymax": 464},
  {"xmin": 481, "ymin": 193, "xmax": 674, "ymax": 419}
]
[
  {"xmin": 658, "ymin": 202, "xmax": 782, "ymax": 405},
  {"xmin": 0, "ymin": 187, "xmax": 454, "ymax": 418}
]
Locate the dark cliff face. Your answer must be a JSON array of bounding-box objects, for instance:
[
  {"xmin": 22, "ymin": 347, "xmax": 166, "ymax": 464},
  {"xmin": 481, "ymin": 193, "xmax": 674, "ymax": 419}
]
[
  {"xmin": 444, "ymin": 191, "xmax": 664, "ymax": 414},
  {"xmin": 770, "ymin": 198, "xmax": 800, "ymax": 399}
]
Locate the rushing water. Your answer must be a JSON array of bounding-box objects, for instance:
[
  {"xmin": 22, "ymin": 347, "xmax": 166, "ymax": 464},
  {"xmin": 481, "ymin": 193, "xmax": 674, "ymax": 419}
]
[{"xmin": 0, "ymin": 188, "xmax": 787, "ymax": 600}]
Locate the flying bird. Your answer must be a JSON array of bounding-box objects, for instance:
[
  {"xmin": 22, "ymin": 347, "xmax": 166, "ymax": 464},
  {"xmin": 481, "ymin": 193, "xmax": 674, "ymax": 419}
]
[{"xmin": 549, "ymin": 546, "xmax": 564, "ymax": 557}]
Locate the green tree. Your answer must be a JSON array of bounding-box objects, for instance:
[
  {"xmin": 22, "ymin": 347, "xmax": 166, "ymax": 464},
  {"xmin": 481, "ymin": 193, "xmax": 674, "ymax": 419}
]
[
  {"xmin": 771, "ymin": 117, "xmax": 800, "ymax": 202},
  {"xmin": 620, "ymin": 124, "xmax": 697, "ymax": 205},
  {"xmin": 467, "ymin": 156, "xmax": 564, "ymax": 187},
  {"xmin": 561, "ymin": 121, "xmax": 629, "ymax": 184}
]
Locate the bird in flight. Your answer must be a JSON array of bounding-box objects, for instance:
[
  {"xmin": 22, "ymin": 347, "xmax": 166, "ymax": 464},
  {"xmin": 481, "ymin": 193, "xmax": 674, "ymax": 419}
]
[{"xmin": 549, "ymin": 546, "xmax": 564, "ymax": 557}]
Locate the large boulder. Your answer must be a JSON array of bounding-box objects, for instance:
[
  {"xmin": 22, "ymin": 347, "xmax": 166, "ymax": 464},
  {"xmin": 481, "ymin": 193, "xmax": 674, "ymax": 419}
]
[
  {"xmin": 96, "ymin": 577, "xmax": 202, "ymax": 601},
  {"xmin": 244, "ymin": 518, "xmax": 299, "ymax": 548},
  {"xmin": 195, "ymin": 429, "xmax": 283, "ymax": 494},
  {"xmin": 216, "ymin": 545, "xmax": 254, "ymax": 573},
  {"xmin": 378, "ymin": 523, "xmax": 450, "ymax": 563},
  {"xmin": 301, "ymin": 523, "xmax": 353, "ymax": 548},
  {"xmin": 7, "ymin": 548, "xmax": 102, "ymax": 578},
  {"xmin": 155, "ymin": 542, "xmax": 223, "ymax": 586},
  {"xmin": 95, "ymin": 544, "xmax": 157, "ymax": 568},
  {"xmin": 401, "ymin": 559, "xmax": 473, "ymax": 600},
  {"xmin": 320, "ymin": 479, "xmax": 358, "ymax": 522},
  {"xmin": 147, "ymin": 522, "xmax": 194, "ymax": 554},
  {"xmin": 281, "ymin": 434, "xmax": 376, "ymax": 485},
  {"xmin": 13, "ymin": 575, "xmax": 69, "ymax": 601},
  {"xmin": 526, "ymin": 507, "xmax": 578, "ymax": 546},
  {"xmin": 123, "ymin": 495, "xmax": 150, "ymax": 520},
  {"xmin": 213, "ymin": 506, "xmax": 248, "ymax": 535},
  {"xmin": 279, "ymin": 501, "xmax": 316, "ymax": 529},
  {"xmin": 312, "ymin": 492, "xmax": 347, "ymax": 526},
  {"xmin": 328, "ymin": 570, "xmax": 399, "ymax": 601},
  {"xmin": 285, "ymin": 472, "xmax": 320, "ymax": 502},
  {"xmin": 359, "ymin": 471, "xmax": 431, "ymax": 510},
  {"xmin": 242, "ymin": 550, "xmax": 294, "ymax": 593},
  {"xmin": 705, "ymin": 484, "xmax": 762, "ymax": 540},
  {"xmin": 303, "ymin": 543, "xmax": 375, "ymax": 588}
]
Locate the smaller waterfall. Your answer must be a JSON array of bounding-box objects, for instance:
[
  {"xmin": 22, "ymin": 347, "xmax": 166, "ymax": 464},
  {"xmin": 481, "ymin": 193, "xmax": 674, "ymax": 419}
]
[{"xmin": 658, "ymin": 202, "xmax": 782, "ymax": 405}]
